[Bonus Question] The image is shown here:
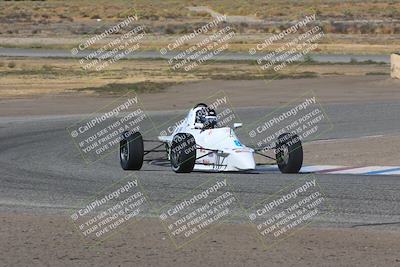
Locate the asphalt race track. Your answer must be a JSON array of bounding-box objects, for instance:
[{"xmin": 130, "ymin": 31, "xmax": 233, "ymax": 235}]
[{"xmin": 1, "ymin": 102, "xmax": 400, "ymax": 230}]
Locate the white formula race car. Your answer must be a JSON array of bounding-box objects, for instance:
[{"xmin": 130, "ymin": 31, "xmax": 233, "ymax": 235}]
[{"xmin": 119, "ymin": 103, "xmax": 303, "ymax": 173}]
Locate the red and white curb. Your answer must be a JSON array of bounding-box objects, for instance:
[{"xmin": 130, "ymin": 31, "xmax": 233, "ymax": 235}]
[{"xmin": 257, "ymin": 165, "xmax": 400, "ymax": 175}]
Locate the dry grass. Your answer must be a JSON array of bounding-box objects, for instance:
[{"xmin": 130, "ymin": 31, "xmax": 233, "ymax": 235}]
[
  {"xmin": 1, "ymin": 0, "xmax": 399, "ymax": 22},
  {"xmin": 0, "ymin": 0, "xmax": 399, "ymax": 36},
  {"xmin": 1, "ymin": 1, "xmax": 399, "ymax": 56}
]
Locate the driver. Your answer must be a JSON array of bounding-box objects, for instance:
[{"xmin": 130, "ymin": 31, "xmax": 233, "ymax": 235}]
[{"xmin": 195, "ymin": 108, "xmax": 217, "ymax": 129}]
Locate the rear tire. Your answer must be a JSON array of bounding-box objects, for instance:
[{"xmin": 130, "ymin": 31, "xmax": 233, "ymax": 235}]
[
  {"xmin": 170, "ymin": 133, "xmax": 196, "ymax": 173},
  {"xmin": 275, "ymin": 133, "xmax": 303, "ymax": 173},
  {"xmin": 120, "ymin": 131, "xmax": 144, "ymax": 170}
]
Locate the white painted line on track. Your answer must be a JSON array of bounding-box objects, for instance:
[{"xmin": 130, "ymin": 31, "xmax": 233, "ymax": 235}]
[
  {"xmin": 327, "ymin": 166, "xmax": 392, "ymax": 174},
  {"xmin": 307, "ymin": 135, "xmax": 385, "ymax": 144}
]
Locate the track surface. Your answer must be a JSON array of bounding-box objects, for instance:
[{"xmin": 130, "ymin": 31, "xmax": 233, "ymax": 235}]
[
  {"xmin": 0, "ymin": 103, "xmax": 400, "ymax": 230},
  {"xmin": 0, "ymin": 48, "xmax": 390, "ymax": 63}
]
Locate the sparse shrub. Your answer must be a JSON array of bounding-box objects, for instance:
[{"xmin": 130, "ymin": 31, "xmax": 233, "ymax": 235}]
[
  {"xmin": 360, "ymin": 23, "xmax": 374, "ymax": 34},
  {"xmin": 8, "ymin": 62, "xmax": 16, "ymax": 68},
  {"xmin": 343, "ymin": 10, "xmax": 353, "ymax": 18},
  {"xmin": 332, "ymin": 22, "xmax": 349, "ymax": 34},
  {"xmin": 165, "ymin": 26, "xmax": 175, "ymax": 34},
  {"xmin": 177, "ymin": 26, "xmax": 190, "ymax": 34},
  {"xmin": 40, "ymin": 19, "xmax": 50, "ymax": 24},
  {"xmin": 42, "ymin": 65, "xmax": 53, "ymax": 71},
  {"xmin": 303, "ymin": 54, "xmax": 315, "ymax": 63}
]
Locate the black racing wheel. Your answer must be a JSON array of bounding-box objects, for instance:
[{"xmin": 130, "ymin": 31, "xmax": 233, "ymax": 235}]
[
  {"xmin": 275, "ymin": 133, "xmax": 303, "ymax": 173},
  {"xmin": 170, "ymin": 133, "xmax": 196, "ymax": 173},
  {"xmin": 120, "ymin": 131, "xmax": 144, "ymax": 170}
]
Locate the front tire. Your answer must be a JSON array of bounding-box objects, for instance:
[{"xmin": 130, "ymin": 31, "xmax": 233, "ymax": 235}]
[
  {"xmin": 275, "ymin": 133, "xmax": 303, "ymax": 173},
  {"xmin": 170, "ymin": 133, "xmax": 196, "ymax": 173},
  {"xmin": 120, "ymin": 131, "xmax": 144, "ymax": 170}
]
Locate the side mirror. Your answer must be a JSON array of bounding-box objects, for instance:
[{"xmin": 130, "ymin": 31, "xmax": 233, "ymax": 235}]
[
  {"xmin": 233, "ymin": 123, "xmax": 243, "ymax": 129},
  {"xmin": 194, "ymin": 122, "xmax": 204, "ymax": 129}
]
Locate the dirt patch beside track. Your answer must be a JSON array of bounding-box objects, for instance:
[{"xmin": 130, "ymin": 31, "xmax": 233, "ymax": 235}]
[{"xmin": 1, "ymin": 213, "xmax": 399, "ymax": 267}]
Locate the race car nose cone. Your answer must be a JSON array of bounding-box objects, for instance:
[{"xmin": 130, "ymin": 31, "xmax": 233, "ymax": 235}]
[{"xmin": 231, "ymin": 151, "xmax": 256, "ymax": 170}]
